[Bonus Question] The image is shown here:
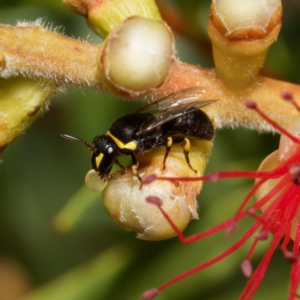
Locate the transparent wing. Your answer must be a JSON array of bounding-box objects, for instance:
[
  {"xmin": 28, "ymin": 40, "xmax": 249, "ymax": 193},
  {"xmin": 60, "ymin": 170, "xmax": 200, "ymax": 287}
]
[
  {"xmin": 137, "ymin": 87, "xmax": 208, "ymax": 114},
  {"xmin": 136, "ymin": 87, "xmax": 217, "ymax": 134}
]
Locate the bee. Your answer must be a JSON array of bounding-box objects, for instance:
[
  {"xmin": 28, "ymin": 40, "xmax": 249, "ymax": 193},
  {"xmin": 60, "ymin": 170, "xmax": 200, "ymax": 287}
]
[{"xmin": 61, "ymin": 87, "xmax": 216, "ymax": 183}]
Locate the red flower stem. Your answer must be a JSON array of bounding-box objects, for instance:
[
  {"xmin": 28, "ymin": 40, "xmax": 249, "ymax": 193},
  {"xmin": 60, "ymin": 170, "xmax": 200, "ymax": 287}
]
[{"xmin": 157, "ymin": 222, "xmax": 260, "ymax": 292}]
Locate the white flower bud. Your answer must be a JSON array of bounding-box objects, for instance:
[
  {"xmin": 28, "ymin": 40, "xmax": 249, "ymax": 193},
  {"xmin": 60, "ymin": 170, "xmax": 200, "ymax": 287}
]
[
  {"xmin": 99, "ymin": 16, "xmax": 175, "ymax": 96},
  {"xmin": 102, "ymin": 140, "xmax": 212, "ymax": 241},
  {"xmin": 214, "ymin": 0, "xmax": 281, "ymax": 37},
  {"xmin": 208, "ymin": 0, "xmax": 282, "ymax": 88},
  {"xmin": 85, "ymin": 169, "xmax": 107, "ymax": 192}
]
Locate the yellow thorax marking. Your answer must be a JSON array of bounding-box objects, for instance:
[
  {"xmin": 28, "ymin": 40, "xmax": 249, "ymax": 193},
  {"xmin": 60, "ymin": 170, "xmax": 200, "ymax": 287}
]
[
  {"xmin": 107, "ymin": 131, "xmax": 137, "ymax": 151},
  {"xmin": 95, "ymin": 153, "xmax": 104, "ymax": 169}
]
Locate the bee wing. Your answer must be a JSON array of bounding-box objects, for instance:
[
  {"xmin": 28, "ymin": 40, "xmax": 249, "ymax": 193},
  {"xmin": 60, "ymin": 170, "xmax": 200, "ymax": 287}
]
[
  {"xmin": 137, "ymin": 87, "xmax": 208, "ymax": 114},
  {"xmin": 137, "ymin": 99, "xmax": 217, "ymax": 134}
]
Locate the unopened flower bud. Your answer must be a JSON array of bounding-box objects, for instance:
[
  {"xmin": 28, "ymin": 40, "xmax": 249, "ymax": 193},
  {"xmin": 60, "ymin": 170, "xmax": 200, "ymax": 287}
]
[
  {"xmin": 0, "ymin": 77, "xmax": 56, "ymax": 154},
  {"xmin": 64, "ymin": 0, "xmax": 162, "ymax": 38},
  {"xmin": 102, "ymin": 140, "xmax": 212, "ymax": 241},
  {"xmin": 99, "ymin": 16, "xmax": 175, "ymax": 97},
  {"xmin": 207, "ymin": 0, "xmax": 282, "ymax": 88},
  {"xmin": 85, "ymin": 169, "xmax": 107, "ymax": 192}
]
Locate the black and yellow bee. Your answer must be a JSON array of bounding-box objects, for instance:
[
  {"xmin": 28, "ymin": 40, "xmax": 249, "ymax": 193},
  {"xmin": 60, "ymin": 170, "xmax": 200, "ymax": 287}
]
[{"xmin": 61, "ymin": 87, "xmax": 215, "ymax": 183}]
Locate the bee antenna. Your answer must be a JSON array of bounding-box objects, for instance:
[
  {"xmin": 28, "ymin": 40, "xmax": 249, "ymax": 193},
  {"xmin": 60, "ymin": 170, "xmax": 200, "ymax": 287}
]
[{"xmin": 60, "ymin": 134, "xmax": 96, "ymax": 151}]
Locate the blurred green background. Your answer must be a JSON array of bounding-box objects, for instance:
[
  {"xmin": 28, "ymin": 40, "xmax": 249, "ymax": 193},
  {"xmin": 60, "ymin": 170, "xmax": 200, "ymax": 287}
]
[{"xmin": 0, "ymin": 1, "xmax": 299, "ymax": 299}]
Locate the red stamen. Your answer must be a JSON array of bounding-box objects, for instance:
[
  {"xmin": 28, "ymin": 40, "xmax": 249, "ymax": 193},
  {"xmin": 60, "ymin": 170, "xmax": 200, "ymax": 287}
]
[
  {"xmin": 157, "ymin": 170, "xmax": 274, "ymax": 183},
  {"xmin": 281, "ymin": 90, "xmax": 300, "ymax": 112},
  {"xmin": 142, "ymin": 98, "xmax": 300, "ymax": 300},
  {"xmin": 255, "ymin": 231, "xmax": 269, "ymax": 240},
  {"xmin": 281, "ymin": 90, "xmax": 294, "ymax": 101},
  {"xmin": 235, "ymin": 155, "xmax": 296, "ymax": 218},
  {"xmin": 241, "ymin": 260, "xmax": 252, "ymax": 278},
  {"xmin": 281, "ymin": 224, "xmax": 292, "ymax": 254},
  {"xmin": 225, "ymin": 221, "xmax": 238, "ymax": 237},
  {"xmin": 290, "ymin": 258, "xmax": 300, "ymax": 300},
  {"xmin": 156, "ymin": 222, "xmax": 260, "ymax": 293},
  {"xmin": 143, "ymin": 174, "xmax": 157, "ymax": 184},
  {"xmin": 148, "ymin": 196, "xmax": 249, "ymax": 244},
  {"xmin": 289, "ymin": 213, "xmax": 300, "ymax": 299},
  {"xmin": 245, "ymin": 100, "xmax": 257, "ymax": 109},
  {"xmin": 141, "ymin": 288, "xmax": 159, "ymax": 300},
  {"xmin": 245, "ymin": 236, "xmax": 259, "ymax": 261},
  {"xmin": 209, "ymin": 170, "xmax": 219, "ymax": 182},
  {"xmin": 240, "ymin": 224, "xmax": 286, "ymax": 300},
  {"xmin": 289, "ymin": 164, "xmax": 300, "ymax": 185},
  {"xmin": 146, "ymin": 196, "xmax": 162, "ymax": 206},
  {"xmin": 285, "ymin": 252, "xmax": 297, "ymax": 263}
]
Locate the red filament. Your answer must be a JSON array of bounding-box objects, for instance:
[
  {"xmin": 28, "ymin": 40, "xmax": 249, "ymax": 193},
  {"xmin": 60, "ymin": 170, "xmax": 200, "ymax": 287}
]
[{"xmin": 141, "ymin": 96, "xmax": 300, "ymax": 300}]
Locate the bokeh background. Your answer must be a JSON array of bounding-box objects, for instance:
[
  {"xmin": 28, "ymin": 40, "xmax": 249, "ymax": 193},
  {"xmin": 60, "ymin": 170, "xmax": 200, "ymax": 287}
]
[{"xmin": 0, "ymin": 1, "xmax": 299, "ymax": 299}]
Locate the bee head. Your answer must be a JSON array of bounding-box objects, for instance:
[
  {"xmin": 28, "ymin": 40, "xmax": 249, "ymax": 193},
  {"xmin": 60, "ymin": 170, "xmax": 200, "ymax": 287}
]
[
  {"xmin": 91, "ymin": 135, "xmax": 119, "ymax": 178},
  {"xmin": 60, "ymin": 133, "xmax": 119, "ymax": 179}
]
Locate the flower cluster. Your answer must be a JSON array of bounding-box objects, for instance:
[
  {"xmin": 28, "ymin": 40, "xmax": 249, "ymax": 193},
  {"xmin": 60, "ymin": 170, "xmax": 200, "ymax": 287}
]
[{"xmin": 142, "ymin": 92, "xmax": 300, "ymax": 300}]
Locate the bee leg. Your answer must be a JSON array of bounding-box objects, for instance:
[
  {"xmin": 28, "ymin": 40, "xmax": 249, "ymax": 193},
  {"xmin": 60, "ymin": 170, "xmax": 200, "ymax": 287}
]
[
  {"xmin": 183, "ymin": 138, "xmax": 197, "ymax": 173},
  {"xmin": 115, "ymin": 158, "xmax": 127, "ymax": 175},
  {"xmin": 163, "ymin": 137, "xmax": 173, "ymax": 170},
  {"xmin": 130, "ymin": 153, "xmax": 143, "ymax": 188}
]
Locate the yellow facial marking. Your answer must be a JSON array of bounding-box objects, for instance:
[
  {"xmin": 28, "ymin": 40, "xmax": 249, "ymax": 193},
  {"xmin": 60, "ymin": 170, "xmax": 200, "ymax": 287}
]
[
  {"xmin": 95, "ymin": 153, "xmax": 104, "ymax": 169},
  {"xmin": 107, "ymin": 131, "xmax": 137, "ymax": 151}
]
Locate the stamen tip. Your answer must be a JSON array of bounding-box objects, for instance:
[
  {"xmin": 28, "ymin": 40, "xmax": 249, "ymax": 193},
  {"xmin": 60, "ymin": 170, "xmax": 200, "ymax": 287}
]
[
  {"xmin": 289, "ymin": 164, "xmax": 300, "ymax": 185},
  {"xmin": 246, "ymin": 208, "xmax": 255, "ymax": 215},
  {"xmin": 255, "ymin": 231, "xmax": 269, "ymax": 241},
  {"xmin": 244, "ymin": 100, "xmax": 257, "ymax": 109},
  {"xmin": 281, "ymin": 90, "xmax": 293, "ymax": 101},
  {"xmin": 225, "ymin": 222, "xmax": 238, "ymax": 237},
  {"xmin": 284, "ymin": 251, "xmax": 297, "ymax": 263},
  {"xmin": 241, "ymin": 260, "xmax": 252, "ymax": 278},
  {"xmin": 209, "ymin": 170, "xmax": 219, "ymax": 182},
  {"xmin": 142, "ymin": 174, "xmax": 157, "ymax": 184},
  {"xmin": 141, "ymin": 288, "xmax": 159, "ymax": 300},
  {"xmin": 146, "ymin": 196, "xmax": 162, "ymax": 207}
]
